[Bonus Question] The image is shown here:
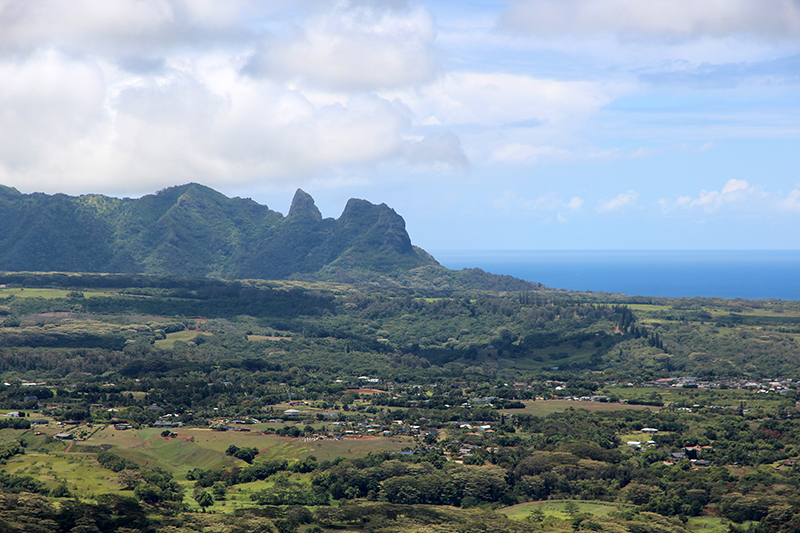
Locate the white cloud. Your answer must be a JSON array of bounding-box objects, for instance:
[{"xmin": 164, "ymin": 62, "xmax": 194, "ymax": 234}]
[
  {"xmin": 658, "ymin": 179, "xmax": 797, "ymax": 214},
  {"xmin": 691, "ymin": 178, "xmax": 754, "ymax": 211},
  {"xmin": 721, "ymin": 178, "xmax": 750, "ymax": 195},
  {"xmin": 402, "ymin": 131, "xmax": 470, "ymax": 170},
  {"xmin": 568, "ymin": 197, "xmax": 584, "ymax": 210},
  {"xmin": 501, "ymin": 0, "xmax": 800, "ymax": 40},
  {"xmin": 493, "ymin": 190, "xmax": 585, "ymax": 215},
  {"xmin": 597, "ymin": 190, "xmax": 638, "ymax": 213},
  {"xmin": 0, "ymin": 52, "xmax": 422, "ymax": 195},
  {"xmin": 244, "ymin": 2, "xmax": 437, "ymax": 91},
  {"xmin": 775, "ymin": 189, "xmax": 800, "ymax": 212},
  {"xmin": 0, "ymin": 0, "xmax": 466, "ymax": 196},
  {"xmin": 385, "ymin": 72, "xmax": 635, "ymax": 168},
  {"xmin": 0, "ymin": 0, "xmax": 256, "ymax": 57},
  {"xmin": 0, "ymin": 49, "xmax": 108, "ymax": 171},
  {"xmin": 391, "ymin": 72, "xmax": 626, "ymax": 127}
]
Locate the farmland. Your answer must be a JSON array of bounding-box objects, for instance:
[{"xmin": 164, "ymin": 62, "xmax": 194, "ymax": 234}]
[{"xmin": 2, "ymin": 272, "xmax": 800, "ymax": 532}]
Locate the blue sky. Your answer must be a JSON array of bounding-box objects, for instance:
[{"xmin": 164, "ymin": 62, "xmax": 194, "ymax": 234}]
[{"xmin": 1, "ymin": 0, "xmax": 799, "ymax": 251}]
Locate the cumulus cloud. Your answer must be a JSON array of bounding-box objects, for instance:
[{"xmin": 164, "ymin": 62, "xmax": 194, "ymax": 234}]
[
  {"xmin": 243, "ymin": 2, "xmax": 437, "ymax": 91},
  {"xmin": 403, "ymin": 132, "xmax": 470, "ymax": 170},
  {"xmin": 597, "ymin": 190, "xmax": 638, "ymax": 213},
  {"xmin": 654, "ymin": 179, "xmax": 800, "ymax": 216},
  {"xmin": 661, "ymin": 178, "xmax": 757, "ymax": 212},
  {"xmin": 776, "ymin": 189, "xmax": 800, "ymax": 212},
  {"xmin": 0, "ymin": 50, "xmax": 108, "ymax": 171},
  {"xmin": 568, "ymin": 197, "xmax": 584, "ymax": 210},
  {"xmin": 0, "ymin": 52, "xmax": 418, "ymax": 194},
  {"xmin": 390, "ymin": 72, "xmax": 626, "ymax": 127},
  {"xmin": 0, "ymin": 0, "xmax": 256, "ymax": 57},
  {"xmin": 0, "ymin": 0, "xmax": 466, "ymax": 195},
  {"xmin": 501, "ymin": 0, "xmax": 800, "ymax": 40}
]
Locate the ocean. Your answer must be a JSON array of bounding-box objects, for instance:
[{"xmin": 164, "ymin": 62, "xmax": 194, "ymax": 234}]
[{"xmin": 431, "ymin": 250, "xmax": 800, "ymax": 301}]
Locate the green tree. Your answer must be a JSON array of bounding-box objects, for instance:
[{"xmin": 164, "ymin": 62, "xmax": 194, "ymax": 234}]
[
  {"xmin": 194, "ymin": 488, "xmax": 213, "ymax": 511},
  {"xmin": 212, "ymin": 481, "xmax": 227, "ymax": 501}
]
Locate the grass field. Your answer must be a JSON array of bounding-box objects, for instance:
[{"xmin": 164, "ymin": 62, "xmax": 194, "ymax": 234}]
[
  {"xmin": 500, "ymin": 501, "xmax": 734, "ymax": 533},
  {"xmin": 0, "ymin": 288, "xmax": 111, "ymax": 299},
  {"xmin": 499, "ymin": 500, "xmax": 635, "ymax": 520},
  {"xmin": 44, "ymin": 423, "xmax": 413, "ymax": 477},
  {"xmin": 155, "ymin": 330, "xmax": 213, "ymax": 347},
  {"xmin": 685, "ymin": 515, "xmax": 735, "ymax": 533},
  {"xmin": 501, "ymin": 400, "xmax": 657, "ymax": 417},
  {"xmin": 500, "ymin": 343, "xmax": 601, "ymax": 372},
  {"xmin": 603, "ymin": 386, "xmax": 788, "ymax": 411},
  {"xmin": 4, "ymin": 451, "xmax": 127, "ymax": 497}
]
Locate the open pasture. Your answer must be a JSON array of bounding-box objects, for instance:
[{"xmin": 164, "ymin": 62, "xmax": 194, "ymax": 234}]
[
  {"xmin": 252, "ymin": 434, "xmax": 410, "ymax": 463},
  {"xmin": 608, "ymin": 386, "xmax": 788, "ymax": 410},
  {"xmin": 684, "ymin": 515, "xmax": 734, "ymax": 533},
  {"xmin": 4, "ymin": 451, "xmax": 126, "ymax": 497},
  {"xmin": 73, "ymin": 424, "xmax": 411, "ymax": 474},
  {"xmin": 500, "ymin": 500, "xmax": 634, "ymax": 520},
  {"xmin": 0, "ymin": 287, "xmax": 111, "ymax": 299},
  {"xmin": 500, "ymin": 343, "xmax": 601, "ymax": 372},
  {"xmin": 155, "ymin": 329, "xmax": 212, "ymax": 347},
  {"xmin": 502, "ymin": 400, "xmax": 656, "ymax": 417}
]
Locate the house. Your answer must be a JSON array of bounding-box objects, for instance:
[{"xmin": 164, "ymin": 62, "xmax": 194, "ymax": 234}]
[
  {"xmin": 55, "ymin": 433, "xmax": 74, "ymax": 440},
  {"xmin": 152, "ymin": 420, "xmax": 183, "ymax": 428}
]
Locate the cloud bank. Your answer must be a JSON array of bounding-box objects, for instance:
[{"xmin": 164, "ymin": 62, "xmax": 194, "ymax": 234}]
[
  {"xmin": 0, "ymin": 0, "xmax": 452, "ymax": 195},
  {"xmin": 501, "ymin": 0, "xmax": 800, "ymax": 40}
]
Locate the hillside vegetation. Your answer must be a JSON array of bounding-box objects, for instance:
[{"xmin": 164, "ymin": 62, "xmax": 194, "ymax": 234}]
[
  {"xmin": 1, "ymin": 273, "xmax": 800, "ymax": 533},
  {"xmin": 0, "ymin": 184, "xmax": 534, "ymax": 291}
]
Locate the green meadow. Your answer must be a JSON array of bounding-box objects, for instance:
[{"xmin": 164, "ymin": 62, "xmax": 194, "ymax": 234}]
[
  {"xmin": 0, "ymin": 287, "xmax": 112, "ymax": 299},
  {"xmin": 500, "ymin": 500, "xmax": 636, "ymax": 520}
]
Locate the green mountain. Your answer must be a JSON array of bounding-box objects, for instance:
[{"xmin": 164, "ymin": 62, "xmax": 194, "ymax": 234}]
[{"xmin": 0, "ymin": 183, "xmax": 535, "ymax": 290}]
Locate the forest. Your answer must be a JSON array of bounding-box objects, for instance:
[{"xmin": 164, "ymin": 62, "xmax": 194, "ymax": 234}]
[{"xmin": 0, "ymin": 272, "xmax": 800, "ymax": 532}]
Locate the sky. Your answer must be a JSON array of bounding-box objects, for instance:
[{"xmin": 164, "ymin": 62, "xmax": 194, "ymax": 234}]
[{"xmin": 1, "ymin": 0, "xmax": 800, "ymax": 251}]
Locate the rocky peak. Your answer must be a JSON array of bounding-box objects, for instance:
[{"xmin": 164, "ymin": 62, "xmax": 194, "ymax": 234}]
[{"xmin": 287, "ymin": 189, "xmax": 322, "ymax": 221}]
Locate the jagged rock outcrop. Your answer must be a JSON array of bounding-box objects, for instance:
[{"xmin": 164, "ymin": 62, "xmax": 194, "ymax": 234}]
[{"xmin": 0, "ymin": 183, "xmax": 436, "ymax": 281}]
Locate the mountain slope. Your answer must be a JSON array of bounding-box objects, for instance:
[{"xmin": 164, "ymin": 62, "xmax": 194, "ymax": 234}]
[{"xmin": 0, "ymin": 183, "xmax": 538, "ymax": 290}]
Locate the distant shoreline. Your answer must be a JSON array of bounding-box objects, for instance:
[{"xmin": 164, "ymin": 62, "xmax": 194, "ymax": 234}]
[{"xmin": 430, "ymin": 249, "xmax": 800, "ymax": 300}]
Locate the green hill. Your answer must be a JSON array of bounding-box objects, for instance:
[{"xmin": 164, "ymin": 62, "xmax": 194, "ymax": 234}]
[{"xmin": 0, "ymin": 183, "xmax": 536, "ymax": 290}]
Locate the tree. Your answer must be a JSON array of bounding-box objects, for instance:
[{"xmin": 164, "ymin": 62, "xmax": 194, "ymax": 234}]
[
  {"xmin": 118, "ymin": 469, "xmax": 142, "ymax": 490},
  {"xmin": 212, "ymin": 481, "xmax": 227, "ymax": 501},
  {"xmin": 526, "ymin": 508, "xmax": 545, "ymax": 523},
  {"xmin": 564, "ymin": 501, "xmax": 579, "ymax": 517},
  {"xmin": 194, "ymin": 488, "xmax": 213, "ymax": 512},
  {"xmin": 134, "ymin": 484, "xmax": 164, "ymax": 505}
]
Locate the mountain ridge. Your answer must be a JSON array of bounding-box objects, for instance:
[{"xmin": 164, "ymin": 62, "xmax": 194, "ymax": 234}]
[{"xmin": 0, "ymin": 183, "xmax": 537, "ymax": 291}]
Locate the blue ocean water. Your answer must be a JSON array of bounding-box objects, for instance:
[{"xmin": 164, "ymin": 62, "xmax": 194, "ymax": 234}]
[{"xmin": 431, "ymin": 250, "xmax": 800, "ymax": 301}]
